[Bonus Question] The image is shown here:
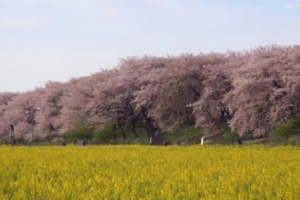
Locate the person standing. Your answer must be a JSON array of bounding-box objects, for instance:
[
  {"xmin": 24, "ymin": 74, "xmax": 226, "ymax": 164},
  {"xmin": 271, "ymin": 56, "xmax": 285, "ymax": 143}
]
[
  {"xmin": 149, "ymin": 137, "xmax": 153, "ymax": 145},
  {"xmin": 237, "ymin": 135, "xmax": 243, "ymax": 145}
]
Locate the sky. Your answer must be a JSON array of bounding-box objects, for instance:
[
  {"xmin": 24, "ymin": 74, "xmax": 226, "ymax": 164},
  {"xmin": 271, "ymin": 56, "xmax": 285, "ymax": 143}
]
[{"xmin": 0, "ymin": 0, "xmax": 299, "ymax": 92}]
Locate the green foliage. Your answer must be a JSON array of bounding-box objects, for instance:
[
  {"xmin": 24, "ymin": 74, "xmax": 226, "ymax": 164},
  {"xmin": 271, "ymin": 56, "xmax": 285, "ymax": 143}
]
[
  {"xmin": 272, "ymin": 118, "xmax": 300, "ymax": 144},
  {"xmin": 222, "ymin": 131, "xmax": 238, "ymax": 145},
  {"xmin": 43, "ymin": 135, "xmax": 55, "ymax": 142},
  {"xmin": 163, "ymin": 125, "xmax": 203, "ymax": 144},
  {"xmin": 62, "ymin": 121, "xmax": 95, "ymax": 141},
  {"xmin": 186, "ymin": 127, "xmax": 203, "ymax": 144},
  {"xmin": 93, "ymin": 122, "xmax": 115, "ymax": 144}
]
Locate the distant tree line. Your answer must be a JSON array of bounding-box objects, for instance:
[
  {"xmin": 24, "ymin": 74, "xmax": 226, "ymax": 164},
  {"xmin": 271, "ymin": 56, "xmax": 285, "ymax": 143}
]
[{"xmin": 1, "ymin": 44, "xmax": 300, "ymax": 142}]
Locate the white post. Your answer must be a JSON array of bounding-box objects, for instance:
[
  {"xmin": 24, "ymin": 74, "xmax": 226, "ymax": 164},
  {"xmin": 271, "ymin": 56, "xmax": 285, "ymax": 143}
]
[{"xmin": 201, "ymin": 137, "xmax": 204, "ymax": 145}]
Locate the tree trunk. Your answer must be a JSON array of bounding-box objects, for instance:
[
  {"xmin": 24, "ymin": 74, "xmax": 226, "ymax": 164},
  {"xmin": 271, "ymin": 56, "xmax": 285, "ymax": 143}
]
[
  {"xmin": 189, "ymin": 84, "xmax": 200, "ymax": 101},
  {"xmin": 129, "ymin": 121, "xmax": 138, "ymax": 138},
  {"xmin": 141, "ymin": 106, "xmax": 156, "ymax": 138},
  {"xmin": 143, "ymin": 122, "xmax": 152, "ymax": 138},
  {"xmin": 116, "ymin": 117, "xmax": 127, "ymax": 141},
  {"xmin": 125, "ymin": 98, "xmax": 139, "ymax": 137},
  {"xmin": 112, "ymin": 123, "xmax": 117, "ymax": 144},
  {"xmin": 121, "ymin": 128, "xmax": 126, "ymax": 141}
]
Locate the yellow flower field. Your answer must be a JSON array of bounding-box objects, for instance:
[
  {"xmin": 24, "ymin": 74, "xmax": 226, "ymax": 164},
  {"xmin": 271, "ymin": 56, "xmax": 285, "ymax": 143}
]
[{"xmin": 0, "ymin": 145, "xmax": 300, "ymax": 200}]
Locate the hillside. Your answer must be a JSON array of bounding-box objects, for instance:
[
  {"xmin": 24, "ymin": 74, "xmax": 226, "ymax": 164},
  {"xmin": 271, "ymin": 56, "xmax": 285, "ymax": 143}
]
[{"xmin": 1, "ymin": 44, "xmax": 300, "ymax": 141}]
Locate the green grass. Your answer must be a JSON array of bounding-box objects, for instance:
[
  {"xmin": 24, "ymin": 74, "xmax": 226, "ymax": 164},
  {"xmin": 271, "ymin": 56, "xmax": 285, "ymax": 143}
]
[
  {"xmin": 90, "ymin": 124, "xmax": 202, "ymax": 145},
  {"xmin": 2, "ymin": 123, "xmax": 300, "ymax": 147}
]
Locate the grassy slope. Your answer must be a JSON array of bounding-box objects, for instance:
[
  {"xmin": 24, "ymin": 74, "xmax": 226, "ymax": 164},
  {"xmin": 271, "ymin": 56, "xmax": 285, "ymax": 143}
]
[
  {"xmin": 121, "ymin": 124, "xmax": 300, "ymax": 146},
  {"xmin": 105, "ymin": 124, "xmax": 203, "ymax": 145},
  {"xmin": 2, "ymin": 123, "xmax": 299, "ymax": 146}
]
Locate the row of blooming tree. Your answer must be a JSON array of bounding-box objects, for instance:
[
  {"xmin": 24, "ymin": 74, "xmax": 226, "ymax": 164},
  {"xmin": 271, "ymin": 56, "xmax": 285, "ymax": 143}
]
[{"xmin": 0, "ymin": 44, "xmax": 300, "ymax": 140}]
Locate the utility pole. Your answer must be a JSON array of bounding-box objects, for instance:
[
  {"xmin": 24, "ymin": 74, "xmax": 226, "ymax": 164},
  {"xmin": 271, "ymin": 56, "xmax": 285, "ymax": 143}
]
[{"xmin": 10, "ymin": 124, "xmax": 14, "ymax": 146}]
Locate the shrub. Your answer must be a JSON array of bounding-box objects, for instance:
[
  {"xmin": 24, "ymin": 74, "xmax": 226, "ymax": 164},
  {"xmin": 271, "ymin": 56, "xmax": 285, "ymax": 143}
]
[
  {"xmin": 272, "ymin": 118, "xmax": 300, "ymax": 144},
  {"xmin": 222, "ymin": 131, "xmax": 238, "ymax": 145},
  {"xmin": 93, "ymin": 122, "xmax": 115, "ymax": 144},
  {"xmin": 62, "ymin": 121, "xmax": 94, "ymax": 141}
]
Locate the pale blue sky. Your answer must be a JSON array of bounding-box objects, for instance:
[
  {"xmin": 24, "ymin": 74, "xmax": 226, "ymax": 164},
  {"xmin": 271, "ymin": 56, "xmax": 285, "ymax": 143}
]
[{"xmin": 0, "ymin": 0, "xmax": 299, "ymax": 92}]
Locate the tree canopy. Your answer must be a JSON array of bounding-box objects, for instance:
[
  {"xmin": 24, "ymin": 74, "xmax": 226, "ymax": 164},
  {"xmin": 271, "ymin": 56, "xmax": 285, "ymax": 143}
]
[{"xmin": 1, "ymin": 44, "xmax": 300, "ymax": 139}]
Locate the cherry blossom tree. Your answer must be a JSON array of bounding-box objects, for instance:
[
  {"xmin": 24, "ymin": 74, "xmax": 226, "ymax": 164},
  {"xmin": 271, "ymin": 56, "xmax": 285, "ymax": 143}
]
[
  {"xmin": 35, "ymin": 81, "xmax": 65, "ymax": 136},
  {"xmin": 1, "ymin": 44, "xmax": 300, "ymax": 140},
  {"xmin": 58, "ymin": 77, "xmax": 95, "ymax": 132},
  {"xmin": 222, "ymin": 45, "xmax": 300, "ymax": 137},
  {"xmin": 0, "ymin": 92, "xmax": 19, "ymax": 137},
  {"xmin": 134, "ymin": 54, "xmax": 227, "ymax": 133},
  {"xmin": 2, "ymin": 89, "xmax": 45, "ymax": 137}
]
